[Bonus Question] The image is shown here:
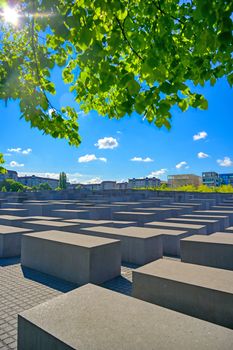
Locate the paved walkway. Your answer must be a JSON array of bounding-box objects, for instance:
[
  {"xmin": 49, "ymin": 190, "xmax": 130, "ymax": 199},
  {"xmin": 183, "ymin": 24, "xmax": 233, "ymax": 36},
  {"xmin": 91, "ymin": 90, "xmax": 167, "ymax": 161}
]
[{"xmin": 0, "ymin": 258, "xmax": 135, "ymax": 350}]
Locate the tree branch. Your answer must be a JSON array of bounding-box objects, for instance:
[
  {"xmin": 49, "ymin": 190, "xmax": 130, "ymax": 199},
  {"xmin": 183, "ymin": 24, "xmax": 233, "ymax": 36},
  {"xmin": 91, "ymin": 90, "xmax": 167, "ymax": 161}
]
[
  {"xmin": 115, "ymin": 15, "xmax": 143, "ymax": 61},
  {"xmin": 152, "ymin": 0, "xmax": 185, "ymax": 25}
]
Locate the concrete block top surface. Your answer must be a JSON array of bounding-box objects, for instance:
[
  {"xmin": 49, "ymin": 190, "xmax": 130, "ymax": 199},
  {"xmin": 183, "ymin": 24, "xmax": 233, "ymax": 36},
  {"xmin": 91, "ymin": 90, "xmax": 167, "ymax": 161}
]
[
  {"xmin": 25, "ymin": 220, "xmax": 78, "ymax": 227},
  {"xmin": 146, "ymin": 221, "xmax": 205, "ymax": 230},
  {"xmin": 166, "ymin": 218, "xmax": 218, "ymax": 224},
  {"xmin": 0, "ymin": 225, "xmax": 32, "ymax": 234},
  {"xmin": 183, "ymin": 214, "xmax": 229, "ymax": 219},
  {"xmin": 115, "ymin": 211, "xmax": 156, "ymax": 216},
  {"xmin": 25, "ymin": 216, "xmax": 62, "ymax": 221},
  {"xmin": 195, "ymin": 210, "xmax": 233, "ymax": 214},
  {"xmin": 24, "ymin": 230, "xmax": 120, "ymax": 248},
  {"xmin": 134, "ymin": 207, "xmax": 173, "ymax": 212},
  {"xmin": 0, "ymin": 208, "xmax": 26, "ymax": 211},
  {"xmin": 19, "ymin": 284, "xmax": 233, "ymax": 350},
  {"xmin": 0, "ymin": 215, "xmax": 30, "ymax": 220},
  {"xmin": 134, "ymin": 259, "xmax": 233, "ymax": 294},
  {"xmin": 112, "ymin": 202, "xmax": 139, "ymax": 205},
  {"xmin": 181, "ymin": 233, "xmax": 233, "ymax": 245},
  {"xmin": 65, "ymin": 219, "xmax": 111, "ymax": 225},
  {"xmin": 121, "ymin": 226, "xmax": 188, "ymax": 236},
  {"xmin": 53, "ymin": 209, "xmax": 88, "ymax": 213},
  {"xmin": 81, "ymin": 226, "xmax": 163, "ymax": 238}
]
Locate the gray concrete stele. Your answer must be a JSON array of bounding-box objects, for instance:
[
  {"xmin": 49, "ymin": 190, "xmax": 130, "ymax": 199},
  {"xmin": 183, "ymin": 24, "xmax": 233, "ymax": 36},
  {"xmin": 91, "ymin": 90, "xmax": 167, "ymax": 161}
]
[
  {"xmin": 21, "ymin": 230, "xmax": 121, "ymax": 285},
  {"xmin": 18, "ymin": 284, "xmax": 233, "ymax": 350},
  {"xmin": 132, "ymin": 259, "xmax": 233, "ymax": 328}
]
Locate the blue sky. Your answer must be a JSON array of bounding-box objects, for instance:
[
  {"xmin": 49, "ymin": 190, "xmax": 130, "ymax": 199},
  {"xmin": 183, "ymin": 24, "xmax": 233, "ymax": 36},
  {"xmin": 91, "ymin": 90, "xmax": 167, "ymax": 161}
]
[{"xmin": 1, "ymin": 68, "xmax": 233, "ymax": 184}]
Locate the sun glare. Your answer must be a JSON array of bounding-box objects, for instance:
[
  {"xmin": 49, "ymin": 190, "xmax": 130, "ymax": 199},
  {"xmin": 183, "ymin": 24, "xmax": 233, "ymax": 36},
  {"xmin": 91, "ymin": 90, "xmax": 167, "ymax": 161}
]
[{"xmin": 2, "ymin": 6, "xmax": 19, "ymax": 25}]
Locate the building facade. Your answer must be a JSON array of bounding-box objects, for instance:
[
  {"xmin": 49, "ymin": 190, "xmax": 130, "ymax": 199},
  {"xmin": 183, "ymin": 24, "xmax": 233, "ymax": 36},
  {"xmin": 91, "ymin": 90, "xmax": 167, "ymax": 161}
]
[
  {"xmin": 18, "ymin": 175, "xmax": 59, "ymax": 189},
  {"xmin": 202, "ymin": 172, "xmax": 220, "ymax": 187},
  {"xmin": 128, "ymin": 177, "xmax": 161, "ymax": 189},
  {"xmin": 0, "ymin": 170, "xmax": 18, "ymax": 182},
  {"xmin": 168, "ymin": 174, "xmax": 202, "ymax": 188},
  {"xmin": 219, "ymin": 173, "xmax": 233, "ymax": 186}
]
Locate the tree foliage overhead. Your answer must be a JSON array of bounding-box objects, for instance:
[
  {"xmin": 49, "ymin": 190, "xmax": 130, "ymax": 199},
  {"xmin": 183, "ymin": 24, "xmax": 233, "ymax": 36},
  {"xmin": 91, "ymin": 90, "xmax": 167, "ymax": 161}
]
[{"xmin": 0, "ymin": 0, "xmax": 232, "ymax": 146}]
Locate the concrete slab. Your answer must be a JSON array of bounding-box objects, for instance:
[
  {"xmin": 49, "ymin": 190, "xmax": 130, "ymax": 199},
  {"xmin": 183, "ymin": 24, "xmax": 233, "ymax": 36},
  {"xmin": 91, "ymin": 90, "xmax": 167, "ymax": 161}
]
[
  {"xmin": 165, "ymin": 217, "xmax": 220, "ymax": 234},
  {"xmin": 145, "ymin": 220, "xmax": 207, "ymax": 234},
  {"xmin": 18, "ymin": 284, "xmax": 233, "ymax": 350},
  {"xmin": 80, "ymin": 226, "xmax": 162, "ymax": 264},
  {"xmin": 0, "ymin": 225, "xmax": 33, "ymax": 258},
  {"xmin": 21, "ymin": 220, "xmax": 79, "ymax": 232},
  {"xmin": 181, "ymin": 233, "xmax": 233, "ymax": 270},
  {"xmin": 52, "ymin": 209, "xmax": 90, "ymax": 219},
  {"xmin": 64, "ymin": 219, "xmax": 137, "ymax": 228},
  {"xmin": 194, "ymin": 210, "xmax": 233, "ymax": 225},
  {"xmin": 0, "ymin": 208, "xmax": 29, "ymax": 216},
  {"xmin": 133, "ymin": 259, "xmax": 233, "ymax": 328},
  {"xmin": 120, "ymin": 226, "xmax": 191, "ymax": 257},
  {"xmin": 21, "ymin": 231, "xmax": 121, "ymax": 285},
  {"xmin": 181, "ymin": 214, "xmax": 229, "ymax": 230},
  {"xmin": 113, "ymin": 211, "xmax": 160, "ymax": 223}
]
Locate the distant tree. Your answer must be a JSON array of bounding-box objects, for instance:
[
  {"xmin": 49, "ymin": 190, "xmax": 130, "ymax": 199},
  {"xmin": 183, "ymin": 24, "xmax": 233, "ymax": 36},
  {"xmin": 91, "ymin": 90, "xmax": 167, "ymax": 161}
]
[
  {"xmin": 9, "ymin": 180, "xmax": 25, "ymax": 192},
  {"xmin": 38, "ymin": 182, "xmax": 52, "ymax": 191},
  {"xmin": 160, "ymin": 183, "xmax": 168, "ymax": 190},
  {"xmin": 1, "ymin": 186, "xmax": 7, "ymax": 192},
  {"xmin": 55, "ymin": 187, "xmax": 62, "ymax": 191},
  {"xmin": 0, "ymin": 179, "xmax": 26, "ymax": 192},
  {"xmin": 0, "ymin": 154, "xmax": 6, "ymax": 174},
  {"xmin": 59, "ymin": 172, "xmax": 67, "ymax": 189}
]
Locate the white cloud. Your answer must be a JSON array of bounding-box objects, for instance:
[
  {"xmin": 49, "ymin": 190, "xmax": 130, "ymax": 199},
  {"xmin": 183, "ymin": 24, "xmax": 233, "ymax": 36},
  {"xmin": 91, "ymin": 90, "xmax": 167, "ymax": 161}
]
[
  {"xmin": 149, "ymin": 168, "xmax": 167, "ymax": 177},
  {"xmin": 84, "ymin": 177, "xmax": 102, "ymax": 184},
  {"xmin": 7, "ymin": 147, "xmax": 32, "ymax": 155},
  {"xmin": 198, "ymin": 152, "xmax": 209, "ymax": 159},
  {"xmin": 217, "ymin": 157, "xmax": 233, "ymax": 167},
  {"xmin": 95, "ymin": 137, "xmax": 119, "ymax": 149},
  {"xmin": 78, "ymin": 154, "xmax": 107, "ymax": 163},
  {"xmin": 18, "ymin": 172, "xmax": 59, "ymax": 179},
  {"xmin": 176, "ymin": 161, "xmax": 187, "ymax": 169},
  {"xmin": 3, "ymin": 153, "xmax": 12, "ymax": 157},
  {"xmin": 193, "ymin": 131, "xmax": 207, "ymax": 141},
  {"xmin": 131, "ymin": 157, "xmax": 153, "ymax": 163},
  {"xmin": 9, "ymin": 161, "xmax": 24, "ymax": 168},
  {"xmin": 22, "ymin": 148, "xmax": 32, "ymax": 155},
  {"xmin": 8, "ymin": 148, "xmax": 22, "ymax": 153}
]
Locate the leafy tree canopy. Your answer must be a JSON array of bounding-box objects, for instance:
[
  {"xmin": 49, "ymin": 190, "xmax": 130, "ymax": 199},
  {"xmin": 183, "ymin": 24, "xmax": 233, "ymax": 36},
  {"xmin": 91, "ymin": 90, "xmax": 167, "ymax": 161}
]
[
  {"xmin": 0, "ymin": 0, "xmax": 232, "ymax": 146},
  {"xmin": 38, "ymin": 182, "xmax": 52, "ymax": 190}
]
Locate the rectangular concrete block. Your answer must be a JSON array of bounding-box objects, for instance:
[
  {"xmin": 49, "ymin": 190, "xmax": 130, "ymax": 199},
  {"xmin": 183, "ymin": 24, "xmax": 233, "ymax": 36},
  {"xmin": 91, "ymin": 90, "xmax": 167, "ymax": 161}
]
[
  {"xmin": 145, "ymin": 220, "xmax": 207, "ymax": 235},
  {"xmin": 81, "ymin": 226, "xmax": 163, "ymax": 264},
  {"xmin": 132, "ymin": 259, "xmax": 233, "ymax": 328},
  {"xmin": 181, "ymin": 214, "xmax": 229, "ymax": 230},
  {"xmin": 18, "ymin": 284, "xmax": 233, "ymax": 350},
  {"xmin": 0, "ymin": 225, "xmax": 33, "ymax": 257},
  {"xmin": 113, "ymin": 211, "xmax": 159, "ymax": 223},
  {"xmin": 21, "ymin": 230, "xmax": 121, "ymax": 285},
  {"xmin": 21, "ymin": 220, "xmax": 80, "ymax": 232},
  {"xmin": 52, "ymin": 209, "xmax": 90, "ymax": 219},
  {"xmin": 194, "ymin": 210, "xmax": 233, "ymax": 225},
  {"xmin": 181, "ymin": 233, "xmax": 233, "ymax": 270},
  {"xmin": 165, "ymin": 217, "xmax": 220, "ymax": 234}
]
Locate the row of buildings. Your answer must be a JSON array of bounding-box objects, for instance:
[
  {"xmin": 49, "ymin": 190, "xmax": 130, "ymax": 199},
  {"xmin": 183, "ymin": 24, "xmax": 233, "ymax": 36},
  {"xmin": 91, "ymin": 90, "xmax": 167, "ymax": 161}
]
[
  {"xmin": 0, "ymin": 171, "xmax": 161, "ymax": 190},
  {"xmin": 0, "ymin": 171, "xmax": 60, "ymax": 189},
  {"xmin": 168, "ymin": 172, "xmax": 233, "ymax": 188},
  {"xmin": 1, "ymin": 170, "xmax": 233, "ymax": 190}
]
